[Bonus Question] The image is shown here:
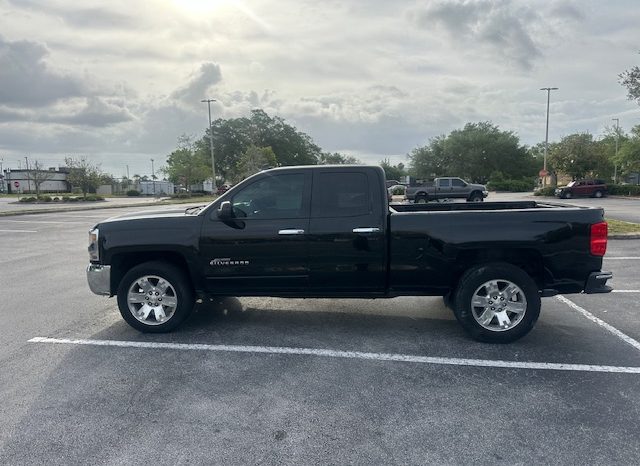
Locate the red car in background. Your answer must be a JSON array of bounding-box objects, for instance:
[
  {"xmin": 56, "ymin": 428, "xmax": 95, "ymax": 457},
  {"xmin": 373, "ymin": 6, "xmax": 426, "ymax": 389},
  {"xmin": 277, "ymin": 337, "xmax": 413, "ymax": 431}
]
[
  {"xmin": 555, "ymin": 179, "xmax": 608, "ymax": 199},
  {"xmin": 216, "ymin": 184, "xmax": 230, "ymax": 195}
]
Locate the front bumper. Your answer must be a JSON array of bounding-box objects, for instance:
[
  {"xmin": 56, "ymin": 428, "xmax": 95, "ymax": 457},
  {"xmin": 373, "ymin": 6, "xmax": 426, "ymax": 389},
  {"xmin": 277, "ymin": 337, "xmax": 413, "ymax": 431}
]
[
  {"xmin": 87, "ymin": 264, "xmax": 111, "ymax": 296},
  {"xmin": 584, "ymin": 271, "xmax": 613, "ymax": 294}
]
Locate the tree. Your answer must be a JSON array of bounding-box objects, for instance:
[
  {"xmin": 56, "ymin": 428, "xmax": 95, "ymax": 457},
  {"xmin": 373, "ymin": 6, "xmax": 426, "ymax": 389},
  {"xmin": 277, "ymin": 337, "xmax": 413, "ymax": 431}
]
[
  {"xmin": 379, "ymin": 158, "xmax": 406, "ymax": 180},
  {"xmin": 548, "ymin": 133, "xmax": 610, "ymax": 180},
  {"xmin": 195, "ymin": 109, "xmax": 322, "ymax": 181},
  {"xmin": 162, "ymin": 135, "xmax": 211, "ymax": 190},
  {"xmin": 617, "ymin": 125, "xmax": 640, "ymax": 176},
  {"xmin": 234, "ymin": 145, "xmax": 278, "ymax": 181},
  {"xmin": 24, "ymin": 159, "xmax": 56, "ymax": 199},
  {"xmin": 318, "ymin": 152, "xmax": 360, "ymax": 164},
  {"xmin": 64, "ymin": 156, "xmax": 103, "ymax": 198},
  {"xmin": 619, "ymin": 54, "xmax": 640, "ymax": 105},
  {"xmin": 408, "ymin": 122, "xmax": 536, "ymax": 183}
]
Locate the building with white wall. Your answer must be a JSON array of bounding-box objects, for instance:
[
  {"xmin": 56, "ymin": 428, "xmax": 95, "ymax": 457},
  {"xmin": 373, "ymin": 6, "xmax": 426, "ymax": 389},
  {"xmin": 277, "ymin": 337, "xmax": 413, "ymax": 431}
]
[{"xmin": 3, "ymin": 169, "xmax": 70, "ymax": 194}]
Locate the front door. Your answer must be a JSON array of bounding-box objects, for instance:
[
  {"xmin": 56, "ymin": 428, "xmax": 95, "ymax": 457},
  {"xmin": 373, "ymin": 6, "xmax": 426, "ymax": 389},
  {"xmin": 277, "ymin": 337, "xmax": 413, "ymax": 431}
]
[{"xmin": 200, "ymin": 170, "xmax": 311, "ymax": 294}]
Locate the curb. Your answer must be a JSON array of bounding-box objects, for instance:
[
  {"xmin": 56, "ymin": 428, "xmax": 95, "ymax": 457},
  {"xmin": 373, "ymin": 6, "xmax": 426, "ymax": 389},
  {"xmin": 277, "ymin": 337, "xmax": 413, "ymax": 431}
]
[
  {"xmin": 0, "ymin": 201, "xmax": 175, "ymax": 217},
  {"xmin": 609, "ymin": 234, "xmax": 640, "ymax": 240}
]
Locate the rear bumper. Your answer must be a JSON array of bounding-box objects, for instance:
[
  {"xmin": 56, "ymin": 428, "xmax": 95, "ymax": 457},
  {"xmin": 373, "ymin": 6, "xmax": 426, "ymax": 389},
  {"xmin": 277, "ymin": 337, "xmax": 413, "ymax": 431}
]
[
  {"xmin": 87, "ymin": 264, "xmax": 111, "ymax": 296},
  {"xmin": 584, "ymin": 271, "xmax": 613, "ymax": 294}
]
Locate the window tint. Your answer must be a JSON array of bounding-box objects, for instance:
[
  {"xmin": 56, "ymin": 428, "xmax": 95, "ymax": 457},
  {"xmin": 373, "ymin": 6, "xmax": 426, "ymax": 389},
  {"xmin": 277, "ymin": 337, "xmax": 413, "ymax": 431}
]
[
  {"xmin": 231, "ymin": 173, "xmax": 305, "ymax": 219},
  {"xmin": 314, "ymin": 172, "xmax": 370, "ymax": 217},
  {"xmin": 438, "ymin": 179, "xmax": 450, "ymax": 188},
  {"xmin": 451, "ymin": 178, "xmax": 466, "ymax": 187}
]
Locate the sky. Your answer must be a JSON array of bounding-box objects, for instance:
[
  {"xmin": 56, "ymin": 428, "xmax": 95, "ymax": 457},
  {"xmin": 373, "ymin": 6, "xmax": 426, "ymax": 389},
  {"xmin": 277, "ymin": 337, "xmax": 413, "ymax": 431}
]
[{"xmin": 0, "ymin": 0, "xmax": 639, "ymax": 179}]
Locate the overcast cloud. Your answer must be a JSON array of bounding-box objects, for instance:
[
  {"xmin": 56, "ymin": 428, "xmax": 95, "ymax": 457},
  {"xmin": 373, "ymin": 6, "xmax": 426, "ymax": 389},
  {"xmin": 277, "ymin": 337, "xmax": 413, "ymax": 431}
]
[{"xmin": 0, "ymin": 0, "xmax": 638, "ymax": 176}]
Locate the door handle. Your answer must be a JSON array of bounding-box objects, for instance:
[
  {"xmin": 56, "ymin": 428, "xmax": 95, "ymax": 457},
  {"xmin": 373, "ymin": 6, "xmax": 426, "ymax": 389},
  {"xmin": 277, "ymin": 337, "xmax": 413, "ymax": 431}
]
[
  {"xmin": 352, "ymin": 227, "xmax": 381, "ymax": 234},
  {"xmin": 278, "ymin": 229, "xmax": 305, "ymax": 235}
]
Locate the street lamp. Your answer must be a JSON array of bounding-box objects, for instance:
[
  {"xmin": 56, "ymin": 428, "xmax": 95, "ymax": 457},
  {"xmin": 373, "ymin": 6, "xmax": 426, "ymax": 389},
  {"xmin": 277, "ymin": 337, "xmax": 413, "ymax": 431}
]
[
  {"xmin": 151, "ymin": 158, "xmax": 155, "ymax": 196},
  {"xmin": 612, "ymin": 118, "xmax": 620, "ymax": 184},
  {"xmin": 540, "ymin": 87, "xmax": 558, "ymax": 186},
  {"xmin": 201, "ymin": 99, "xmax": 217, "ymax": 193}
]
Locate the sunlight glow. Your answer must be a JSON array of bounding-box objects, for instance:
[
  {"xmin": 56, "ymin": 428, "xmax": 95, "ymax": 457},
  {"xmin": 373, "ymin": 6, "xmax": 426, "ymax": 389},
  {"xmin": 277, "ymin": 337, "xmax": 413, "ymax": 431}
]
[{"xmin": 172, "ymin": 0, "xmax": 238, "ymax": 15}]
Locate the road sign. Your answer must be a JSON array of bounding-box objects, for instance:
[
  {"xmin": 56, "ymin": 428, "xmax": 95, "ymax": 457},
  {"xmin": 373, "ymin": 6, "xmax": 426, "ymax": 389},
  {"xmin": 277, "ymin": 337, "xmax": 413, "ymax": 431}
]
[
  {"xmin": 539, "ymin": 169, "xmax": 549, "ymax": 177},
  {"xmin": 14, "ymin": 181, "xmax": 20, "ymax": 188}
]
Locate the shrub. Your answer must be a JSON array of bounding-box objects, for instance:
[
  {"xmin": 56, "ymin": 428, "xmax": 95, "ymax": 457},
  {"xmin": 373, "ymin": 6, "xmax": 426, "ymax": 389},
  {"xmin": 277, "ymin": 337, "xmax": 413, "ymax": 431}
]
[
  {"xmin": 39, "ymin": 195, "xmax": 52, "ymax": 202},
  {"xmin": 84, "ymin": 195, "xmax": 105, "ymax": 202},
  {"xmin": 171, "ymin": 192, "xmax": 192, "ymax": 199},
  {"xmin": 487, "ymin": 179, "xmax": 534, "ymax": 192},
  {"xmin": 126, "ymin": 190, "xmax": 141, "ymax": 196},
  {"xmin": 19, "ymin": 196, "xmax": 37, "ymax": 203},
  {"xmin": 391, "ymin": 185, "xmax": 406, "ymax": 195},
  {"xmin": 533, "ymin": 187, "xmax": 556, "ymax": 197},
  {"xmin": 608, "ymin": 184, "xmax": 640, "ymax": 196}
]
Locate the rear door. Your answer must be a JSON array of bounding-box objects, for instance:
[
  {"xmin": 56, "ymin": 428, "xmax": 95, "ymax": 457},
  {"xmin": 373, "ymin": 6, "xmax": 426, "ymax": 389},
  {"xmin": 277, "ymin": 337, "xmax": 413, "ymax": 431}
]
[
  {"xmin": 307, "ymin": 168, "xmax": 387, "ymax": 293},
  {"xmin": 450, "ymin": 178, "xmax": 468, "ymax": 198}
]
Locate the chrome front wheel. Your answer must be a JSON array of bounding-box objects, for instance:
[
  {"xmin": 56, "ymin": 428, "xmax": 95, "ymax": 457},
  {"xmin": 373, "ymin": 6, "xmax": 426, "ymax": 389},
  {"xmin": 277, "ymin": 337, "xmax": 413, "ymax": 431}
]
[
  {"xmin": 127, "ymin": 275, "xmax": 178, "ymax": 326},
  {"xmin": 117, "ymin": 261, "xmax": 194, "ymax": 333}
]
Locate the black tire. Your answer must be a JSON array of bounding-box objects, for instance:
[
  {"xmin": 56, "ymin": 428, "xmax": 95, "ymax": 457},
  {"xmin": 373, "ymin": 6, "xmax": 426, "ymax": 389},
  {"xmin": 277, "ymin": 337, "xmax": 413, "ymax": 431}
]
[
  {"xmin": 415, "ymin": 193, "xmax": 428, "ymax": 204},
  {"xmin": 117, "ymin": 261, "xmax": 195, "ymax": 333},
  {"xmin": 467, "ymin": 191, "xmax": 484, "ymax": 202},
  {"xmin": 593, "ymin": 190, "xmax": 603, "ymax": 198},
  {"xmin": 452, "ymin": 262, "xmax": 540, "ymax": 343},
  {"xmin": 564, "ymin": 191, "xmax": 572, "ymax": 199},
  {"xmin": 443, "ymin": 292, "xmax": 455, "ymax": 310}
]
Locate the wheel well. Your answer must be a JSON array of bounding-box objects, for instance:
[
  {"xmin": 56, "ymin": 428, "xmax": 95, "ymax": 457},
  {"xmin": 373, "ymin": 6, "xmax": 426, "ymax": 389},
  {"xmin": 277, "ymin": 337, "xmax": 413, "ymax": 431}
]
[
  {"xmin": 454, "ymin": 249, "xmax": 545, "ymax": 289},
  {"xmin": 110, "ymin": 252, "xmax": 193, "ymax": 295}
]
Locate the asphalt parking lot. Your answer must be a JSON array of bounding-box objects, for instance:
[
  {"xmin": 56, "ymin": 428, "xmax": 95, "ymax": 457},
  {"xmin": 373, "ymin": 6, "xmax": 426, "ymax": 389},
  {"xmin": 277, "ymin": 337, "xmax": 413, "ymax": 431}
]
[{"xmin": 0, "ymin": 205, "xmax": 639, "ymax": 465}]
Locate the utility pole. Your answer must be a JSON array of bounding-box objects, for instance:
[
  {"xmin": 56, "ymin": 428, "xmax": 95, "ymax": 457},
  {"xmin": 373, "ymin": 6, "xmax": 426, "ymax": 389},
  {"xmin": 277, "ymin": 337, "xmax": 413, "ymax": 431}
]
[
  {"xmin": 151, "ymin": 158, "xmax": 156, "ymax": 196},
  {"xmin": 24, "ymin": 156, "xmax": 30, "ymax": 194},
  {"xmin": 201, "ymin": 99, "xmax": 217, "ymax": 192},
  {"xmin": 540, "ymin": 87, "xmax": 558, "ymax": 187},
  {"xmin": 612, "ymin": 118, "xmax": 620, "ymax": 184}
]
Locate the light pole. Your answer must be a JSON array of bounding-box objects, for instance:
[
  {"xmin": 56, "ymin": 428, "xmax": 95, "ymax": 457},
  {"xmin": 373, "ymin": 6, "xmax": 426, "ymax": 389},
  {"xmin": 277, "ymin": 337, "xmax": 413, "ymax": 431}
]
[
  {"xmin": 612, "ymin": 118, "xmax": 620, "ymax": 184},
  {"xmin": 201, "ymin": 99, "xmax": 217, "ymax": 193},
  {"xmin": 151, "ymin": 158, "xmax": 156, "ymax": 196},
  {"xmin": 540, "ymin": 87, "xmax": 558, "ymax": 186}
]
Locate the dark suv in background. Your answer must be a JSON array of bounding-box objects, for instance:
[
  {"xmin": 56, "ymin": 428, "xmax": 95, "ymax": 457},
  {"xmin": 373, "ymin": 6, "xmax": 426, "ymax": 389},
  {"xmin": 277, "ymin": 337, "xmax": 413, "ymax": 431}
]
[{"xmin": 555, "ymin": 179, "xmax": 607, "ymax": 199}]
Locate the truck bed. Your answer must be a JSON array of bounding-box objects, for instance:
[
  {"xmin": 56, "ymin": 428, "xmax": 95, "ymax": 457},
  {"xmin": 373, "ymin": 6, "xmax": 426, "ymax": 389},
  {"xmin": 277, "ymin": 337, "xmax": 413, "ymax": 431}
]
[{"xmin": 390, "ymin": 201, "xmax": 566, "ymax": 212}]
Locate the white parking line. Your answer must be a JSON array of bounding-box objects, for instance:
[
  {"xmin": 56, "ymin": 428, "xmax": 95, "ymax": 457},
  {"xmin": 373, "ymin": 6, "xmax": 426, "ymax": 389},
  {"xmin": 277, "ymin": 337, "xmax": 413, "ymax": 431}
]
[
  {"xmin": 28, "ymin": 337, "xmax": 640, "ymax": 374},
  {"xmin": 605, "ymin": 257, "xmax": 640, "ymax": 260},
  {"xmin": 0, "ymin": 229, "xmax": 37, "ymax": 233},
  {"xmin": 556, "ymin": 295, "xmax": 640, "ymax": 352},
  {"xmin": 612, "ymin": 290, "xmax": 640, "ymax": 293},
  {"xmin": 0, "ymin": 220, "xmax": 89, "ymax": 225}
]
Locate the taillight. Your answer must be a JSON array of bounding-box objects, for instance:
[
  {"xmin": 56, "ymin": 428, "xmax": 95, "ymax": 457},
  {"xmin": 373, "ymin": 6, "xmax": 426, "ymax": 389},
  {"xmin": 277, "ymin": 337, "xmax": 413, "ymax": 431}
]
[{"xmin": 590, "ymin": 222, "xmax": 607, "ymax": 256}]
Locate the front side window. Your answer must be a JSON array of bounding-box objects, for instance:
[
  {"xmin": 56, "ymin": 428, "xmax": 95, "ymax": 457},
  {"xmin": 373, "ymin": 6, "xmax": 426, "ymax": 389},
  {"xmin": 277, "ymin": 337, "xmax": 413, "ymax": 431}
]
[
  {"xmin": 451, "ymin": 178, "xmax": 466, "ymax": 187},
  {"xmin": 231, "ymin": 173, "xmax": 305, "ymax": 219}
]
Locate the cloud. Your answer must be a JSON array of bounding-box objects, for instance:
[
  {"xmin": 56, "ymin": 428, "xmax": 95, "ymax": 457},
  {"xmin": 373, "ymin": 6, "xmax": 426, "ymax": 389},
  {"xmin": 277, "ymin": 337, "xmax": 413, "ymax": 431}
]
[
  {"xmin": 171, "ymin": 63, "xmax": 223, "ymax": 104},
  {"xmin": 8, "ymin": 0, "xmax": 135, "ymax": 29},
  {"xmin": 411, "ymin": 0, "xmax": 548, "ymax": 70},
  {"xmin": 0, "ymin": 35, "xmax": 84, "ymax": 107},
  {"xmin": 40, "ymin": 97, "xmax": 135, "ymax": 127}
]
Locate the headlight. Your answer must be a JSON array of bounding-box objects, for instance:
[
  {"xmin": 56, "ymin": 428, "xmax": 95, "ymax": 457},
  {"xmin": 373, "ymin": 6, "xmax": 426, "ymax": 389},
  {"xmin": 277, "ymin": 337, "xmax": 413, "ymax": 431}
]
[{"xmin": 88, "ymin": 228, "xmax": 99, "ymax": 262}]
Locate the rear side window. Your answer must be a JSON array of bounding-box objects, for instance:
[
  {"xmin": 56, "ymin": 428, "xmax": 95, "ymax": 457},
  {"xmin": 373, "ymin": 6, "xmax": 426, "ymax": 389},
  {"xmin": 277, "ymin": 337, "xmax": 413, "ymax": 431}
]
[
  {"xmin": 438, "ymin": 179, "xmax": 451, "ymax": 188},
  {"xmin": 313, "ymin": 172, "xmax": 370, "ymax": 217}
]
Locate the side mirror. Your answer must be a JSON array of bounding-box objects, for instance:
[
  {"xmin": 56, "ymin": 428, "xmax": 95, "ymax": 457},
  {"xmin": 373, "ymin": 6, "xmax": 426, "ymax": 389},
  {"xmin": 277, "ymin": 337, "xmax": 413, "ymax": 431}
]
[{"xmin": 217, "ymin": 201, "xmax": 233, "ymax": 219}]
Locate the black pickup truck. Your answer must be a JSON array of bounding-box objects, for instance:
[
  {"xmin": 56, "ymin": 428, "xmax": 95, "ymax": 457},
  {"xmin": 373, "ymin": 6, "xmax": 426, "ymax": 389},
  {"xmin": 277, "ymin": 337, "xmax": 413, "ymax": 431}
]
[{"xmin": 87, "ymin": 165, "xmax": 612, "ymax": 343}]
